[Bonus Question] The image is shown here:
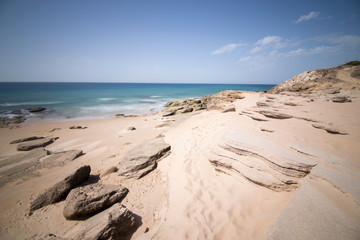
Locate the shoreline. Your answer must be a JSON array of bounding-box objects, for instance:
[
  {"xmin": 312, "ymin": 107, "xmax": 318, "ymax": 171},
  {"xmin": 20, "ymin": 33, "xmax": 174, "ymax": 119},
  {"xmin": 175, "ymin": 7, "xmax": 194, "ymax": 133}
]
[{"xmin": 0, "ymin": 65, "xmax": 359, "ymax": 239}]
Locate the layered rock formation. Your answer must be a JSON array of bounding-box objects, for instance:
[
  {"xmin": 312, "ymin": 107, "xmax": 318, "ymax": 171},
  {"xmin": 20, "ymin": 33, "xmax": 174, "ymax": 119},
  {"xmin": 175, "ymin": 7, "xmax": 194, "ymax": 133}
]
[{"xmin": 268, "ymin": 64, "xmax": 360, "ymax": 94}]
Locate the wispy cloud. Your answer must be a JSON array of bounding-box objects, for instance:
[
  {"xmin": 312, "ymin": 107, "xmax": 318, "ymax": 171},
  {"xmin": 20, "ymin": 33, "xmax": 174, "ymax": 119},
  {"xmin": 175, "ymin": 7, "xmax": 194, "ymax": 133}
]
[
  {"xmin": 282, "ymin": 45, "xmax": 338, "ymax": 57},
  {"xmin": 211, "ymin": 43, "xmax": 245, "ymax": 55},
  {"xmin": 238, "ymin": 56, "xmax": 252, "ymax": 62},
  {"xmin": 294, "ymin": 11, "xmax": 320, "ymax": 24},
  {"xmin": 256, "ymin": 36, "xmax": 282, "ymax": 46}
]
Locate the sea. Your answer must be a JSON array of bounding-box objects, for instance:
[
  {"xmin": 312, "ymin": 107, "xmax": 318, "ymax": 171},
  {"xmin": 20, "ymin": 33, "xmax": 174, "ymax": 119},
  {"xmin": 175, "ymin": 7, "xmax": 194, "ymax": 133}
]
[{"xmin": 0, "ymin": 82, "xmax": 275, "ymax": 121}]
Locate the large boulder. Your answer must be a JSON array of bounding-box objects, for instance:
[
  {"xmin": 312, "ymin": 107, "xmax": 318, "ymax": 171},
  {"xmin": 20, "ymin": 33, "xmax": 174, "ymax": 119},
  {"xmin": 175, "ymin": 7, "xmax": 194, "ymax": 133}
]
[
  {"xmin": 118, "ymin": 138, "xmax": 171, "ymax": 179},
  {"xmin": 63, "ymin": 183, "xmax": 129, "ymax": 220},
  {"xmin": 30, "ymin": 165, "xmax": 91, "ymax": 213},
  {"xmin": 66, "ymin": 203, "xmax": 137, "ymax": 240},
  {"xmin": 17, "ymin": 138, "xmax": 58, "ymax": 151}
]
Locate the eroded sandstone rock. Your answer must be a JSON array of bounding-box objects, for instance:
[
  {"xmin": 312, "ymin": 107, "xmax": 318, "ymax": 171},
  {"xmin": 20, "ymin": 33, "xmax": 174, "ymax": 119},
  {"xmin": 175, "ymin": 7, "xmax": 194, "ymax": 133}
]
[
  {"xmin": 66, "ymin": 203, "xmax": 136, "ymax": 240},
  {"xmin": 117, "ymin": 138, "xmax": 171, "ymax": 179},
  {"xmin": 63, "ymin": 183, "xmax": 129, "ymax": 220},
  {"xmin": 30, "ymin": 165, "xmax": 91, "ymax": 213}
]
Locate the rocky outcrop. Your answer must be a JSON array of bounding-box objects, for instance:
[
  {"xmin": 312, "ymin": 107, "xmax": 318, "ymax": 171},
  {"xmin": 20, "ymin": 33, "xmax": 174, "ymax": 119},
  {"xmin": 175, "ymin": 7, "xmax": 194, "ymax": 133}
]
[
  {"xmin": 331, "ymin": 95, "xmax": 351, "ymax": 103},
  {"xmin": 222, "ymin": 106, "xmax": 236, "ymax": 113},
  {"xmin": 118, "ymin": 138, "xmax": 171, "ymax": 179},
  {"xmin": 40, "ymin": 150, "xmax": 84, "ymax": 168},
  {"xmin": 162, "ymin": 90, "xmax": 245, "ymax": 116},
  {"xmin": 10, "ymin": 136, "xmax": 44, "ymax": 144},
  {"xmin": 17, "ymin": 138, "xmax": 58, "ymax": 151},
  {"xmin": 202, "ymin": 90, "xmax": 244, "ymax": 110},
  {"xmin": 208, "ymin": 139, "xmax": 315, "ymax": 192},
  {"xmin": 0, "ymin": 148, "xmax": 49, "ymax": 187},
  {"xmin": 70, "ymin": 126, "xmax": 87, "ymax": 129},
  {"xmin": 66, "ymin": 203, "xmax": 136, "ymax": 240},
  {"xmin": 30, "ymin": 165, "xmax": 91, "ymax": 213},
  {"xmin": 257, "ymin": 110, "xmax": 292, "ymax": 119},
  {"xmin": 268, "ymin": 65, "xmax": 360, "ymax": 94},
  {"xmin": 312, "ymin": 123, "xmax": 348, "ymax": 135},
  {"xmin": 29, "ymin": 233, "xmax": 67, "ymax": 240},
  {"xmin": 26, "ymin": 107, "xmax": 46, "ymax": 113},
  {"xmin": 63, "ymin": 183, "xmax": 129, "ymax": 220}
]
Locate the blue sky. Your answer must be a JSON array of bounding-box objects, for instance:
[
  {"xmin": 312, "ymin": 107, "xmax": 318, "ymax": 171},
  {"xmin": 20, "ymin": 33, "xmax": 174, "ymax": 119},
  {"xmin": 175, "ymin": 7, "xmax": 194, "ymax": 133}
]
[{"xmin": 0, "ymin": 0, "xmax": 359, "ymax": 84}]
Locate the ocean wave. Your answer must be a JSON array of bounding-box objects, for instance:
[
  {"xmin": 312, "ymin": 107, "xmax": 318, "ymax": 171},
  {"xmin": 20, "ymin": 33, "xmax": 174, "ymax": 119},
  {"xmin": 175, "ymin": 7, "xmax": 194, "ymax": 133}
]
[
  {"xmin": 0, "ymin": 101, "xmax": 62, "ymax": 107},
  {"xmin": 149, "ymin": 95, "xmax": 161, "ymax": 98},
  {"xmin": 97, "ymin": 98, "xmax": 118, "ymax": 101},
  {"xmin": 78, "ymin": 102, "xmax": 166, "ymax": 116}
]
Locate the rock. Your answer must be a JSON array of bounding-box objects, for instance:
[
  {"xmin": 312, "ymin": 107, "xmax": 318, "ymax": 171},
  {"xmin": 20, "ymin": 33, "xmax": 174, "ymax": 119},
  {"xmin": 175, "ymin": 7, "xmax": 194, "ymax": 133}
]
[
  {"xmin": 70, "ymin": 126, "xmax": 87, "ymax": 129},
  {"xmin": 115, "ymin": 113, "xmax": 125, "ymax": 117},
  {"xmin": 30, "ymin": 165, "xmax": 91, "ymax": 213},
  {"xmin": 256, "ymin": 102, "xmax": 270, "ymax": 107},
  {"xmin": 178, "ymin": 107, "xmax": 193, "ymax": 114},
  {"xmin": 331, "ymin": 95, "xmax": 351, "ymax": 103},
  {"xmin": 222, "ymin": 106, "xmax": 236, "ymax": 113},
  {"xmin": 202, "ymin": 90, "xmax": 244, "ymax": 110},
  {"xmin": 17, "ymin": 138, "xmax": 58, "ymax": 151},
  {"xmin": 100, "ymin": 166, "xmax": 118, "ymax": 177},
  {"xmin": 155, "ymin": 123, "xmax": 171, "ymax": 128},
  {"xmin": 66, "ymin": 203, "xmax": 136, "ymax": 240},
  {"xmin": 29, "ymin": 233, "xmax": 67, "ymax": 240},
  {"xmin": 63, "ymin": 183, "xmax": 129, "ymax": 220},
  {"xmin": 323, "ymin": 88, "xmax": 340, "ymax": 94},
  {"xmin": 311, "ymin": 123, "xmax": 348, "ymax": 135},
  {"xmin": 118, "ymin": 138, "xmax": 171, "ymax": 179},
  {"xmin": 26, "ymin": 107, "xmax": 46, "ymax": 113},
  {"xmin": 0, "ymin": 148, "xmax": 49, "ymax": 187},
  {"xmin": 127, "ymin": 126, "xmax": 136, "ymax": 131},
  {"xmin": 10, "ymin": 136, "xmax": 44, "ymax": 144},
  {"xmin": 40, "ymin": 150, "xmax": 83, "ymax": 168},
  {"xmin": 258, "ymin": 111, "xmax": 292, "ymax": 119},
  {"xmin": 283, "ymin": 102, "xmax": 298, "ymax": 106},
  {"xmin": 49, "ymin": 128, "xmax": 61, "ymax": 132},
  {"xmin": 162, "ymin": 111, "xmax": 176, "ymax": 117}
]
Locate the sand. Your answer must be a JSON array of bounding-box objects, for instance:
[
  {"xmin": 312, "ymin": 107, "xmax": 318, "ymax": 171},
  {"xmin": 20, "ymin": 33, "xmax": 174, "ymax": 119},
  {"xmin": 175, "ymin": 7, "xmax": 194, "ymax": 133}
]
[{"xmin": 0, "ymin": 77, "xmax": 360, "ymax": 239}]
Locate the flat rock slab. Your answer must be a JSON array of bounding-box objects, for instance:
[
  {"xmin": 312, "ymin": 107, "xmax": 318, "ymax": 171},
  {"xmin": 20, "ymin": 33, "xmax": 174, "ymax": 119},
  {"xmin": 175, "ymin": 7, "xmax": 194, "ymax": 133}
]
[
  {"xmin": 63, "ymin": 183, "xmax": 129, "ymax": 220},
  {"xmin": 40, "ymin": 150, "xmax": 83, "ymax": 168},
  {"xmin": 118, "ymin": 138, "xmax": 171, "ymax": 179},
  {"xmin": 66, "ymin": 203, "xmax": 136, "ymax": 240},
  {"xmin": 30, "ymin": 165, "xmax": 91, "ymax": 213},
  {"xmin": 17, "ymin": 138, "xmax": 58, "ymax": 151},
  {"xmin": 258, "ymin": 110, "xmax": 292, "ymax": 119},
  {"xmin": 331, "ymin": 95, "xmax": 351, "ymax": 103},
  {"xmin": 10, "ymin": 136, "xmax": 44, "ymax": 144},
  {"xmin": 312, "ymin": 123, "xmax": 348, "ymax": 135},
  {"xmin": 222, "ymin": 106, "xmax": 236, "ymax": 113}
]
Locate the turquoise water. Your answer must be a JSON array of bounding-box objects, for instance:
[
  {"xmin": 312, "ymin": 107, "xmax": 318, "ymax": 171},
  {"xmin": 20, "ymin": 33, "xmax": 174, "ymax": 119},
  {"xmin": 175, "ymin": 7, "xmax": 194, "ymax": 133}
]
[{"xmin": 0, "ymin": 82, "xmax": 275, "ymax": 120}]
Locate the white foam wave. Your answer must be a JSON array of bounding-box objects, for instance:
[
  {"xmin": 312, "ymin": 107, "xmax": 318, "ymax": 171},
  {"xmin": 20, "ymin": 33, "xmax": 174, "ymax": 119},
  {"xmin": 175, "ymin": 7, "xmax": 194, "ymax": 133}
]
[
  {"xmin": 97, "ymin": 98, "xmax": 117, "ymax": 101},
  {"xmin": 149, "ymin": 95, "xmax": 161, "ymax": 98}
]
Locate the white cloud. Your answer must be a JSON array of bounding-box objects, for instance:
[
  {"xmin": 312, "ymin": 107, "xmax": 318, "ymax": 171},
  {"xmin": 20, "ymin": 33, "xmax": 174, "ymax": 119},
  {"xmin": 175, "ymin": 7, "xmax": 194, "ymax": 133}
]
[
  {"xmin": 238, "ymin": 56, "xmax": 252, "ymax": 62},
  {"xmin": 250, "ymin": 46, "xmax": 262, "ymax": 54},
  {"xmin": 256, "ymin": 36, "xmax": 282, "ymax": 46},
  {"xmin": 327, "ymin": 35, "xmax": 360, "ymax": 47},
  {"xmin": 294, "ymin": 11, "xmax": 320, "ymax": 24},
  {"xmin": 283, "ymin": 45, "xmax": 338, "ymax": 57},
  {"xmin": 212, "ymin": 43, "xmax": 245, "ymax": 55}
]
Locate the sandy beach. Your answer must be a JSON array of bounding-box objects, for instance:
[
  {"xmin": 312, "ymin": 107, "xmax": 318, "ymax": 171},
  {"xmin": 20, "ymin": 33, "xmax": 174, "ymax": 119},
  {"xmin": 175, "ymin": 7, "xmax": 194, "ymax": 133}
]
[{"xmin": 0, "ymin": 65, "xmax": 360, "ymax": 240}]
